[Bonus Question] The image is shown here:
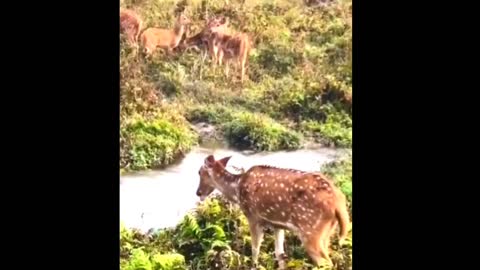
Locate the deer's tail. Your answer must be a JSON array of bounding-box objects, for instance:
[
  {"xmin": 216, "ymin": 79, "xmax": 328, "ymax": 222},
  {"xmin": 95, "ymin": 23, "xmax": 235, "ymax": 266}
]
[{"xmin": 335, "ymin": 192, "xmax": 350, "ymax": 244}]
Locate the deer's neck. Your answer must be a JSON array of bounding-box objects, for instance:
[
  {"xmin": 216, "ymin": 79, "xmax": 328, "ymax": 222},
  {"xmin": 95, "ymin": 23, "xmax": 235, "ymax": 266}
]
[
  {"xmin": 172, "ymin": 23, "xmax": 185, "ymax": 47},
  {"xmin": 212, "ymin": 169, "xmax": 242, "ymax": 204}
]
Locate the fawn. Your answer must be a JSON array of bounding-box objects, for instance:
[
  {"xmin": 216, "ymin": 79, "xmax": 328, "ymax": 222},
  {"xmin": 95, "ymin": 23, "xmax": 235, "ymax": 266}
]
[
  {"xmin": 204, "ymin": 17, "xmax": 251, "ymax": 82},
  {"xmin": 139, "ymin": 12, "xmax": 191, "ymax": 55},
  {"xmin": 196, "ymin": 155, "xmax": 350, "ymax": 269},
  {"xmin": 120, "ymin": 8, "xmax": 143, "ymax": 47}
]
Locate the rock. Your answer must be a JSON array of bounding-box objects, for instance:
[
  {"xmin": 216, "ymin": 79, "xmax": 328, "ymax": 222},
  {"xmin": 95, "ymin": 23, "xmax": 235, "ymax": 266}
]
[{"xmin": 191, "ymin": 122, "xmax": 226, "ymax": 148}]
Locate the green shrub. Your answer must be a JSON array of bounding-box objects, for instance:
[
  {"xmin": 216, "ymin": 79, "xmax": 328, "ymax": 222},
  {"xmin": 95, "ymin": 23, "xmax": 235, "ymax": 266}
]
[
  {"xmin": 122, "ymin": 249, "xmax": 187, "ymax": 270},
  {"xmin": 120, "ymin": 115, "xmax": 198, "ymax": 170},
  {"xmin": 186, "ymin": 105, "xmax": 234, "ymax": 125},
  {"xmin": 124, "ymin": 249, "xmax": 153, "ymax": 270},
  {"xmin": 223, "ymin": 112, "xmax": 302, "ymax": 151},
  {"xmin": 300, "ymin": 104, "xmax": 352, "ymax": 147},
  {"xmin": 152, "ymin": 253, "xmax": 187, "ymax": 270},
  {"xmin": 186, "ymin": 106, "xmax": 302, "ymax": 151}
]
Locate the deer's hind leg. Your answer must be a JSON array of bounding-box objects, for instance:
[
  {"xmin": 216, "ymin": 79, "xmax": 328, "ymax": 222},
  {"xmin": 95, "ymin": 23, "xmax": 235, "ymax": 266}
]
[
  {"xmin": 322, "ymin": 220, "xmax": 337, "ymax": 253},
  {"xmin": 225, "ymin": 59, "xmax": 230, "ymax": 79},
  {"xmin": 302, "ymin": 220, "xmax": 333, "ymax": 267}
]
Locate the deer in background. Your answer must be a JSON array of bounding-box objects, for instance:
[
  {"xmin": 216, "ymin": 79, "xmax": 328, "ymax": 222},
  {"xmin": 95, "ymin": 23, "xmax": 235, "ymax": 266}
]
[
  {"xmin": 196, "ymin": 155, "xmax": 350, "ymax": 269},
  {"xmin": 182, "ymin": 16, "xmax": 231, "ymax": 62},
  {"xmin": 204, "ymin": 17, "xmax": 251, "ymax": 82},
  {"xmin": 139, "ymin": 11, "xmax": 191, "ymax": 55},
  {"xmin": 120, "ymin": 8, "xmax": 143, "ymax": 47}
]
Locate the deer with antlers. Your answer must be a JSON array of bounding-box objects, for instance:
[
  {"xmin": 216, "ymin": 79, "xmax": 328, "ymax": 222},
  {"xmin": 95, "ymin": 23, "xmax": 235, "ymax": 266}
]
[
  {"xmin": 196, "ymin": 155, "xmax": 350, "ymax": 269},
  {"xmin": 139, "ymin": 11, "xmax": 191, "ymax": 55},
  {"xmin": 120, "ymin": 8, "xmax": 143, "ymax": 47}
]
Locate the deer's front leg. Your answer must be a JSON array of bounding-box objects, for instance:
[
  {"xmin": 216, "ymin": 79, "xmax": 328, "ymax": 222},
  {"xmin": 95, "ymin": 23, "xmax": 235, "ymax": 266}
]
[
  {"xmin": 201, "ymin": 49, "xmax": 209, "ymax": 64},
  {"xmin": 213, "ymin": 45, "xmax": 219, "ymax": 65},
  {"xmin": 249, "ymin": 221, "xmax": 264, "ymax": 269},
  {"xmin": 274, "ymin": 229, "xmax": 287, "ymax": 269}
]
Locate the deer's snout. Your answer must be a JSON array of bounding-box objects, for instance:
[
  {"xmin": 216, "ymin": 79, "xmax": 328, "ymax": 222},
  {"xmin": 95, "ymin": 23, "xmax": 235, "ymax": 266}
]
[{"xmin": 196, "ymin": 189, "xmax": 202, "ymax": 197}]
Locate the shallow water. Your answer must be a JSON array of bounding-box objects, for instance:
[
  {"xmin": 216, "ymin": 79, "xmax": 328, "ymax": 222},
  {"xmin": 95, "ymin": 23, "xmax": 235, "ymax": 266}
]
[{"xmin": 120, "ymin": 146, "xmax": 347, "ymax": 232}]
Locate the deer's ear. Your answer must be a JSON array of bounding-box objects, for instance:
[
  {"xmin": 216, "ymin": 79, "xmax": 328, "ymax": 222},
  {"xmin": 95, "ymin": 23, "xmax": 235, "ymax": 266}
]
[
  {"xmin": 217, "ymin": 156, "xmax": 232, "ymax": 167},
  {"xmin": 205, "ymin": 155, "xmax": 215, "ymax": 166}
]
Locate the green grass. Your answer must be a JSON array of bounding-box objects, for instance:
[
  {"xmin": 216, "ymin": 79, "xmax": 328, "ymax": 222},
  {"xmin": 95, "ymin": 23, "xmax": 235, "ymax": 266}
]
[
  {"xmin": 300, "ymin": 104, "xmax": 352, "ymax": 147},
  {"xmin": 187, "ymin": 105, "xmax": 302, "ymax": 151},
  {"xmin": 223, "ymin": 111, "xmax": 302, "ymax": 151}
]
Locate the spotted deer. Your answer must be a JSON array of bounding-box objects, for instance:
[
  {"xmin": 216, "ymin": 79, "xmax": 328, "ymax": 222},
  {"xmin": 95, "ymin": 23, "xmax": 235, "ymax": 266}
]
[
  {"xmin": 204, "ymin": 18, "xmax": 251, "ymax": 82},
  {"xmin": 139, "ymin": 12, "xmax": 191, "ymax": 55},
  {"xmin": 196, "ymin": 155, "xmax": 350, "ymax": 269},
  {"xmin": 181, "ymin": 16, "xmax": 230, "ymax": 62},
  {"xmin": 120, "ymin": 8, "xmax": 143, "ymax": 47}
]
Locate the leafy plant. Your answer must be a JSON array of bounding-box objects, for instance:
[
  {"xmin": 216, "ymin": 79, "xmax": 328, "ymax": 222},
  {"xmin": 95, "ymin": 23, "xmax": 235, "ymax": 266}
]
[
  {"xmin": 151, "ymin": 253, "xmax": 187, "ymax": 270},
  {"xmin": 120, "ymin": 115, "xmax": 198, "ymax": 171},
  {"xmin": 223, "ymin": 112, "xmax": 302, "ymax": 151}
]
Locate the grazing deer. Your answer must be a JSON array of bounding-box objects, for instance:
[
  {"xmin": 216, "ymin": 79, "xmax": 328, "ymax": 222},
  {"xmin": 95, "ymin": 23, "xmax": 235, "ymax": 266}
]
[
  {"xmin": 139, "ymin": 12, "xmax": 191, "ymax": 55},
  {"xmin": 120, "ymin": 8, "xmax": 143, "ymax": 47},
  {"xmin": 196, "ymin": 155, "xmax": 350, "ymax": 269},
  {"xmin": 204, "ymin": 18, "xmax": 251, "ymax": 82}
]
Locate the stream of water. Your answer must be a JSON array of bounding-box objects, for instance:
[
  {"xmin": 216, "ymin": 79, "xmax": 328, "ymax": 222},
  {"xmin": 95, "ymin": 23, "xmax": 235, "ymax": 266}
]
[{"xmin": 120, "ymin": 146, "xmax": 347, "ymax": 232}]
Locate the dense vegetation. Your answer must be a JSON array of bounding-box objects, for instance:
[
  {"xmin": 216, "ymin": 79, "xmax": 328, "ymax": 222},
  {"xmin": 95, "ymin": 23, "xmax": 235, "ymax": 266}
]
[
  {"xmin": 120, "ymin": 156, "xmax": 352, "ymax": 270},
  {"xmin": 120, "ymin": 0, "xmax": 352, "ymax": 171}
]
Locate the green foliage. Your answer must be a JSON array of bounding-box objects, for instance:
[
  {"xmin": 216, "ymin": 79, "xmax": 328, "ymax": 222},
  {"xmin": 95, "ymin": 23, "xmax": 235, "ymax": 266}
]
[
  {"xmin": 186, "ymin": 105, "xmax": 234, "ymax": 125},
  {"xmin": 120, "ymin": 115, "xmax": 198, "ymax": 171},
  {"xmin": 122, "ymin": 249, "xmax": 187, "ymax": 270},
  {"xmin": 124, "ymin": 249, "xmax": 153, "ymax": 270},
  {"xmin": 300, "ymin": 104, "xmax": 352, "ymax": 147},
  {"xmin": 223, "ymin": 112, "xmax": 302, "ymax": 151},
  {"xmin": 121, "ymin": 193, "xmax": 352, "ymax": 270},
  {"xmin": 152, "ymin": 253, "xmax": 187, "ymax": 270},
  {"xmin": 187, "ymin": 106, "xmax": 302, "ymax": 151}
]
